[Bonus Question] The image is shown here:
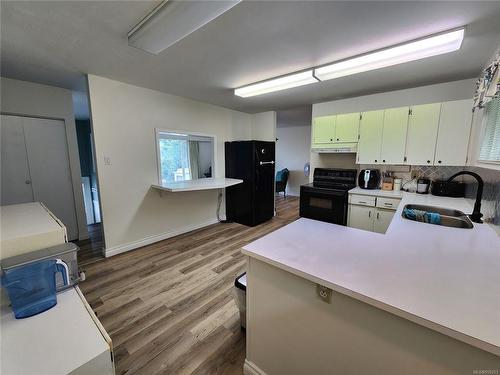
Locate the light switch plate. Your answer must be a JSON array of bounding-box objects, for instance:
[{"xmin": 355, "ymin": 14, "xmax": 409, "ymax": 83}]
[
  {"xmin": 103, "ymin": 156, "xmax": 111, "ymax": 166},
  {"xmin": 316, "ymin": 284, "xmax": 332, "ymax": 304}
]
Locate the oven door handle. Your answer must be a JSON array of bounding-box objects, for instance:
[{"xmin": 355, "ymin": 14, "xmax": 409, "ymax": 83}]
[{"xmin": 302, "ymin": 189, "xmax": 346, "ymax": 198}]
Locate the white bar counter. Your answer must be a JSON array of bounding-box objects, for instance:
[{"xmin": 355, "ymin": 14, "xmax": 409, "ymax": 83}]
[{"xmin": 151, "ymin": 177, "xmax": 243, "ymax": 193}]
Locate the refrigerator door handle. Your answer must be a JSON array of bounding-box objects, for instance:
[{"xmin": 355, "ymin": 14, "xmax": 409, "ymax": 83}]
[{"xmin": 259, "ymin": 161, "xmax": 275, "ymax": 165}]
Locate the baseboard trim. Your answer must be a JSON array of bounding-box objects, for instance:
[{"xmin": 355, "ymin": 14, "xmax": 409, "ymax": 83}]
[
  {"xmin": 104, "ymin": 218, "xmax": 220, "ymax": 257},
  {"xmin": 244, "ymin": 359, "xmax": 267, "ymax": 375}
]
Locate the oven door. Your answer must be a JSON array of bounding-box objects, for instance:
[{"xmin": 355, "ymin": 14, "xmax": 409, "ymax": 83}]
[{"xmin": 299, "ymin": 186, "xmax": 348, "ymax": 225}]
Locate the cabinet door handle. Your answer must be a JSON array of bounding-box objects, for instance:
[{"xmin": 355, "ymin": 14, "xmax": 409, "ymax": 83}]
[
  {"xmin": 368, "ymin": 211, "xmax": 371, "ymax": 218},
  {"xmin": 438, "ymin": 160, "xmax": 442, "ymax": 164},
  {"xmin": 377, "ymin": 212, "xmax": 380, "ymax": 219},
  {"xmin": 358, "ymin": 201, "xmax": 367, "ymax": 204},
  {"xmin": 374, "ymin": 159, "xmax": 378, "ymax": 163},
  {"xmin": 384, "ymin": 203, "xmax": 392, "ymax": 206},
  {"xmin": 427, "ymin": 160, "xmax": 431, "ymax": 163}
]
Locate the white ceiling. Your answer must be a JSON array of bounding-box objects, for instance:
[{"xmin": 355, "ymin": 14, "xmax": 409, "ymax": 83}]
[{"xmin": 2, "ymin": 1, "xmax": 500, "ymax": 114}]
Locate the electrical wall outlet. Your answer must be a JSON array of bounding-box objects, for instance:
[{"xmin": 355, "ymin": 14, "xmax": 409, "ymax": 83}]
[
  {"xmin": 316, "ymin": 284, "xmax": 332, "ymax": 304},
  {"xmin": 411, "ymin": 170, "xmax": 419, "ymax": 179}
]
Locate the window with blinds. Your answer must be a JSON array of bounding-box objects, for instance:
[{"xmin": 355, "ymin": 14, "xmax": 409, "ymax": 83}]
[{"xmin": 479, "ymin": 96, "xmax": 500, "ymax": 162}]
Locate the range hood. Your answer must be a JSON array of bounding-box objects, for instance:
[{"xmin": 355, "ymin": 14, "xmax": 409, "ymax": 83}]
[{"xmin": 312, "ymin": 142, "xmax": 357, "ymax": 153}]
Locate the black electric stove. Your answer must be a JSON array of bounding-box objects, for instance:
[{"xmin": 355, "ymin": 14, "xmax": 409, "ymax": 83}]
[{"xmin": 299, "ymin": 168, "xmax": 357, "ymax": 225}]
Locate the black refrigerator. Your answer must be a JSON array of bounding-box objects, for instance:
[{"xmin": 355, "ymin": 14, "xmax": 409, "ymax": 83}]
[{"xmin": 225, "ymin": 140, "xmax": 275, "ymax": 226}]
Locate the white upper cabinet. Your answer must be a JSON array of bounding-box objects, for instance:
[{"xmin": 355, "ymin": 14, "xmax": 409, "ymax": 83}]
[
  {"xmin": 335, "ymin": 113, "xmax": 360, "ymax": 143},
  {"xmin": 312, "ymin": 113, "xmax": 359, "ymax": 149},
  {"xmin": 357, "ymin": 110, "xmax": 384, "ymax": 164},
  {"xmin": 405, "ymin": 103, "xmax": 441, "ymax": 165},
  {"xmin": 312, "ymin": 116, "xmax": 335, "ymax": 144},
  {"xmin": 434, "ymin": 99, "xmax": 473, "ymax": 166},
  {"xmin": 380, "ymin": 107, "xmax": 409, "ymax": 165}
]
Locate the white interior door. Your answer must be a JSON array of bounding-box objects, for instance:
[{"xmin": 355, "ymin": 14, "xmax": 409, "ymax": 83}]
[
  {"xmin": 1, "ymin": 115, "xmax": 34, "ymax": 205},
  {"xmin": 22, "ymin": 117, "xmax": 79, "ymax": 240}
]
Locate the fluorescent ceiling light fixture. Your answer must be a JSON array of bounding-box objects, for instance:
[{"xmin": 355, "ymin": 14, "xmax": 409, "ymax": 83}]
[
  {"xmin": 234, "ymin": 70, "xmax": 319, "ymax": 98},
  {"xmin": 315, "ymin": 28, "xmax": 465, "ymax": 81},
  {"xmin": 128, "ymin": 0, "xmax": 242, "ymax": 54}
]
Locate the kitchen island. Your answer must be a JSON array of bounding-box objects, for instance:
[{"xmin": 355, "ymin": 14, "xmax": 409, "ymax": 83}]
[{"xmin": 242, "ymin": 192, "xmax": 500, "ymax": 375}]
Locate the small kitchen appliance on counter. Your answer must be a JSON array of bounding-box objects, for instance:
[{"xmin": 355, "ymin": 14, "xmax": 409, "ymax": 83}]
[
  {"xmin": 431, "ymin": 180, "xmax": 466, "ymax": 197},
  {"xmin": 416, "ymin": 178, "xmax": 430, "ymax": 194},
  {"xmin": 358, "ymin": 169, "xmax": 381, "ymax": 189}
]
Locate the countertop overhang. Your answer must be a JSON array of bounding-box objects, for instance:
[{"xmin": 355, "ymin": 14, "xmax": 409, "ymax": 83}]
[
  {"xmin": 242, "ymin": 191, "xmax": 500, "ymax": 356},
  {"xmin": 152, "ymin": 177, "xmax": 243, "ymax": 192}
]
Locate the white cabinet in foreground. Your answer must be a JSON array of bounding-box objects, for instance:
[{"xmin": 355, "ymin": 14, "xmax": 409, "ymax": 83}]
[
  {"xmin": 348, "ymin": 193, "xmax": 401, "ymax": 233},
  {"xmin": 1, "ymin": 286, "xmax": 115, "ymax": 375}
]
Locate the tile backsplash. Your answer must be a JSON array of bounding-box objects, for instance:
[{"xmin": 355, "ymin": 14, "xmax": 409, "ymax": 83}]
[{"xmin": 464, "ymin": 166, "xmax": 500, "ymax": 230}]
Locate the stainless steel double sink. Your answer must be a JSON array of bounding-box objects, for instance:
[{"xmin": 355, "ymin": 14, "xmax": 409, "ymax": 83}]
[{"xmin": 402, "ymin": 204, "xmax": 473, "ymax": 229}]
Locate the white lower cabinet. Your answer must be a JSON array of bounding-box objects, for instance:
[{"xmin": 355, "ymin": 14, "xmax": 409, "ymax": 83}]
[
  {"xmin": 348, "ymin": 205, "xmax": 375, "ymax": 232},
  {"xmin": 373, "ymin": 208, "xmax": 395, "ymax": 234},
  {"xmin": 348, "ymin": 194, "xmax": 401, "ymax": 234}
]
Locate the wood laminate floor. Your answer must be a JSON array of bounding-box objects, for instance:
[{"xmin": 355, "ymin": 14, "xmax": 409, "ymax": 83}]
[
  {"xmin": 79, "ymin": 195, "xmax": 299, "ymax": 375},
  {"xmin": 77, "ymin": 223, "xmax": 105, "ymax": 266}
]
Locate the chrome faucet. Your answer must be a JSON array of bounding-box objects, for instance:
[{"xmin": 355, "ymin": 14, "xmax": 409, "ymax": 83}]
[{"xmin": 446, "ymin": 171, "xmax": 484, "ymax": 223}]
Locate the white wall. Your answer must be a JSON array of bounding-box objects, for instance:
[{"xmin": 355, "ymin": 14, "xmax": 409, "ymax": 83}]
[
  {"xmin": 310, "ymin": 79, "xmax": 477, "ymax": 177},
  {"xmin": 0, "ymin": 77, "xmax": 88, "ymax": 240},
  {"xmin": 276, "ymin": 125, "xmax": 311, "ymax": 196},
  {"xmin": 251, "ymin": 111, "xmax": 276, "ymax": 142},
  {"xmin": 87, "ymin": 75, "xmax": 254, "ymax": 256}
]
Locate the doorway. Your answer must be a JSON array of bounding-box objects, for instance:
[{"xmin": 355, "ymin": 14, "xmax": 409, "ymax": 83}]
[
  {"xmin": 1, "ymin": 114, "xmax": 79, "ymax": 240},
  {"xmin": 72, "ymin": 89, "xmax": 104, "ymax": 263}
]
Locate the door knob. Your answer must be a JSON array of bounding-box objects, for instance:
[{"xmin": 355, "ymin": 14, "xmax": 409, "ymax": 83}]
[{"xmin": 25, "ymin": 180, "xmax": 31, "ymax": 184}]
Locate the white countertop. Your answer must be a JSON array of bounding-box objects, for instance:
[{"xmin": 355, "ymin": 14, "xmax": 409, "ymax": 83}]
[
  {"xmin": 151, "ymin": 177, "xmax": 243, "ymax": 192},
  {"xmin": 1, "ymin": 287, "xmax": 109, "ymax": 374},
  {"xmin": 0, "ymin": 202, "xmax": 67, "ymax": 259},
  {"xmin": 242, "ymin": 192, "xmax": 500, "ymax": 356},
  {"xmin": 348, "ymin": 186, "xmax": 404, "ymax": 198}
]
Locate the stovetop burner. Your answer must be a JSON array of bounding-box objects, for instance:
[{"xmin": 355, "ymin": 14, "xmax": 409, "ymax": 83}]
[{"xmin": 310, "ymin": 168, "xmax": 357, "ymax": 191}]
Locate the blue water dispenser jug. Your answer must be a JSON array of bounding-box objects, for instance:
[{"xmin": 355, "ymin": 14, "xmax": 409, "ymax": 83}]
[{"xmin": 2, "ymin": 259, "xmax": 69, "ymax": 319}]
